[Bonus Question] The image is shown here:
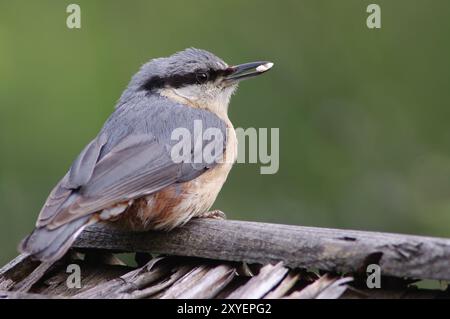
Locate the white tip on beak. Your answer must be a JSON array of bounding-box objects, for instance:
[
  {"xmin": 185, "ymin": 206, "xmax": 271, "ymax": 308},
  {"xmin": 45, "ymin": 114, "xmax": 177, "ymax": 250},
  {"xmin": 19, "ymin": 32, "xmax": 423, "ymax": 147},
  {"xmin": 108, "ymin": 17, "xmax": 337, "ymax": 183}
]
[{"xmin": 256, "ymin": 62, "xmax": 274, "ymax": 73}]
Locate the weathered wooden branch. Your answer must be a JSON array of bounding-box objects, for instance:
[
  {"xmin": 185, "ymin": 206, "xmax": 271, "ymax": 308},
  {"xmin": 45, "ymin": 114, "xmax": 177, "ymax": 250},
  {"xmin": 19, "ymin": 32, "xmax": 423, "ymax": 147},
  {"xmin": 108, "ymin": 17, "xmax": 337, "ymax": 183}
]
[
  {"xmin": 0, "ymin": 290, "xmax": 61, "ymax": 299},
  {"xmin": 74, "ymin": 219, "xmax": 450, "ymax": 281}
]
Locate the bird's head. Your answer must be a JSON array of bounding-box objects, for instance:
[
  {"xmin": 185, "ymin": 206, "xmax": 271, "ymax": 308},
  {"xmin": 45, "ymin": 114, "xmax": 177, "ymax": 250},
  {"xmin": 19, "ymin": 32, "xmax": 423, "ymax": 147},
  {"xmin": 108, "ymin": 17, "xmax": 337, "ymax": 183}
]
[{"xmin": 121, "ymin": 48, "xmax": 273, "ymax": 119}]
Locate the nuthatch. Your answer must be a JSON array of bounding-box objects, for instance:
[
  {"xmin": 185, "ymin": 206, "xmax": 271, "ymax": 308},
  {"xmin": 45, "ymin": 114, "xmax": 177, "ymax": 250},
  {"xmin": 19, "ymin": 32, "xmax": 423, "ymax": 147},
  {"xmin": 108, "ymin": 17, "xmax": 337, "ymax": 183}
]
[{"xmin": 20, "ymin": 48, "xmax": 273, "ymax": 261}]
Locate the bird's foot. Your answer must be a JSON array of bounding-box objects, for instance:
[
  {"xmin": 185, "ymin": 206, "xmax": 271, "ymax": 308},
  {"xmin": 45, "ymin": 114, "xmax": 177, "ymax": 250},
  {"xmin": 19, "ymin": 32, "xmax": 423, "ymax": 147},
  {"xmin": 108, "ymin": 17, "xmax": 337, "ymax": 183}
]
[{"xmin": 196, "ymin": 210, "xmax": 227, "ymax": 220}]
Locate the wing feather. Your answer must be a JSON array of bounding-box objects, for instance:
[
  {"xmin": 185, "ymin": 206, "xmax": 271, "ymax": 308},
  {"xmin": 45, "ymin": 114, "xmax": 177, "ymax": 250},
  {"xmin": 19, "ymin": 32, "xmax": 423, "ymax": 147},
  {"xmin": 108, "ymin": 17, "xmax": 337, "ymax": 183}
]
[{"xmin": 36, "ymin": 95, "xmax": 227, "ymax": 229}]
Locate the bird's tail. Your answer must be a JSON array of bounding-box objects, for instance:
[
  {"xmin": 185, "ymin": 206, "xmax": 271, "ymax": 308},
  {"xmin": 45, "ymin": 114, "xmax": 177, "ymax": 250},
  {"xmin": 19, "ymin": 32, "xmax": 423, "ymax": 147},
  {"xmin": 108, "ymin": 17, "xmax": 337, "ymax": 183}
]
[{"xmin": 19, "ymin": 215, "xmax": 92, "ymax": 262}]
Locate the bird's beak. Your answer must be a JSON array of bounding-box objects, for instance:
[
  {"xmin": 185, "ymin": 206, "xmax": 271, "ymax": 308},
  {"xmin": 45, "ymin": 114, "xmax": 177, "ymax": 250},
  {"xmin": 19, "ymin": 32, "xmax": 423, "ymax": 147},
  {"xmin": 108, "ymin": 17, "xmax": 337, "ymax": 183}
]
[{"xmin": 224, "ymin": 61, "xmax": 274, "ymax": 83}]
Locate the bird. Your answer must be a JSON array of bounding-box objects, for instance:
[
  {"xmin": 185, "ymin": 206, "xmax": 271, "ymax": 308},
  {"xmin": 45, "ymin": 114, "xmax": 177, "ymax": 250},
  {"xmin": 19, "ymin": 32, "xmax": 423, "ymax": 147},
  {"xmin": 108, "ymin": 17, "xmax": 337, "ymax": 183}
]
[{"xmin": 19, "ymin": 48, "xmax": 274, "ymax": 262}]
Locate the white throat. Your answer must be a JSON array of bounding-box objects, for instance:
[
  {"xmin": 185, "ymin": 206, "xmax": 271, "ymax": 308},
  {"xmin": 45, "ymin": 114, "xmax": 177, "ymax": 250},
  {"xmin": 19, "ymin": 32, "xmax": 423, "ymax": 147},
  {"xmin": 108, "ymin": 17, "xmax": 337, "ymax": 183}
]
[{"xmin": 158, "ymin": 84, "xmax": 237, "ymax": 121}]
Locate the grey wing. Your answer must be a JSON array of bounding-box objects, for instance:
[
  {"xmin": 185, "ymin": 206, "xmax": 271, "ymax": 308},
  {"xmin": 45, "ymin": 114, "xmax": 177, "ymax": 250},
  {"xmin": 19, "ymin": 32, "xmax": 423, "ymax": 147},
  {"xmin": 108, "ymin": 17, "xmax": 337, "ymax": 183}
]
[
  {"xmin": 37, "ymin": 98, "xmax": 227, "ymax": 229},
  {"xmin": 36, "ymin": 133, "xmax": 108, "ymax": 226}
]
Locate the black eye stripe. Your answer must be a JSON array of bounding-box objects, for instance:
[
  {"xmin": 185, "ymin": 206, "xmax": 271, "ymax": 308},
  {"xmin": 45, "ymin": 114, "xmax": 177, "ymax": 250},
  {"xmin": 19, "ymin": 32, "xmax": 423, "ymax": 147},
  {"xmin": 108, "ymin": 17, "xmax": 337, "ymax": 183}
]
[{"xmin": 141, "ymin": 68, "xmax": 229, "ymax": 91}]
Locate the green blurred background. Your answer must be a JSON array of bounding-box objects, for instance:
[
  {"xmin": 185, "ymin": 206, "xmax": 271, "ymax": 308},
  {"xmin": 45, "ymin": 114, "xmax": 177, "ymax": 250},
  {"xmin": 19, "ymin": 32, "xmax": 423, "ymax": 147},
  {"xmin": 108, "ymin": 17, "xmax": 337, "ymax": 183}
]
[{"xmin": 1, "ymin": 0, "xmax": 450, "ymax": 265}]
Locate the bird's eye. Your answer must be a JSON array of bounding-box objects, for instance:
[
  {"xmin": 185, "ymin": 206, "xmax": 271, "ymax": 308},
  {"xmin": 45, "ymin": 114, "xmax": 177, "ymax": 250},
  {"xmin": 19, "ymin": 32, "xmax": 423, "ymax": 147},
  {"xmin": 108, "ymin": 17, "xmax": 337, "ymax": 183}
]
[{"xmin": 196, "ymin": 72, "xmax": 209, "ymax": 84}]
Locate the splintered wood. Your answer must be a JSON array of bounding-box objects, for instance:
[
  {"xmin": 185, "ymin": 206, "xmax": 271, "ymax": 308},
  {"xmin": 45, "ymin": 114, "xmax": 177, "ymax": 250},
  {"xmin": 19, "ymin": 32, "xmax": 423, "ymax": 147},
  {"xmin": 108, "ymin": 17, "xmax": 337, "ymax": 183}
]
[{"xmin": 0, "ymin": 253, "xmax": 354, "ymax": 299}]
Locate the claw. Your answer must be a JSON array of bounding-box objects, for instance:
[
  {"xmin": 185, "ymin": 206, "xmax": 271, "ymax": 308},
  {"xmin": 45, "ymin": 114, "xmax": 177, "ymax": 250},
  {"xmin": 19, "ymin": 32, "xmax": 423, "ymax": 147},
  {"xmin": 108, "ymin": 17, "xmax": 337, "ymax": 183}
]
[{"xmin": 196, "ymin": 210, "xmax": 227, "ymax": 220}]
